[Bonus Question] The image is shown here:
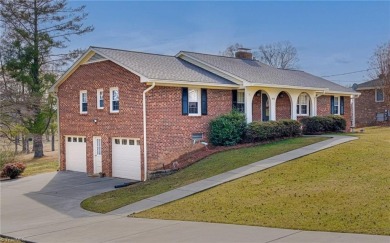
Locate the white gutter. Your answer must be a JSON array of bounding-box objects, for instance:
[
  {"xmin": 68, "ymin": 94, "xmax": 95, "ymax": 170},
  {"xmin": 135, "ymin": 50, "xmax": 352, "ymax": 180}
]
[{"xmin": 142, "ymin": 82, "xmax": 156, "ymax": 181}]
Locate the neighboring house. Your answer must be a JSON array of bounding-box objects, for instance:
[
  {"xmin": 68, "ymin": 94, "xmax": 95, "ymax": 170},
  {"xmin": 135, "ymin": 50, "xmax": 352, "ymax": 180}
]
[
  {"xmin": 354, "ymin": 78, "xmax": 389, "ymax": 127},
  {"xmin": 50, "ymin": 47, "xmax": 359, "ymax": 181}
]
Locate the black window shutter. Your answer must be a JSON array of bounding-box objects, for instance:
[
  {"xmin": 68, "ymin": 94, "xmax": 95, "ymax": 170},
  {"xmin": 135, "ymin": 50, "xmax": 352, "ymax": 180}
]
[
  {"xmin": 232, "ymin": 90, "xmax": 238, "ymax": 110},
  {"xmin": 201, "ymin": 89, "xmax": 207, "ymax": 115},
  {"xmin": 182, "ymin": 88, "xmax": 188, "ymax": 115},
  {"xmin": 340, "ymin": 96, "xmax": 344, "ymax": 115},
  {"xmin": 330, "ymin": 96, "xmax": 334, "ymax": 114}
]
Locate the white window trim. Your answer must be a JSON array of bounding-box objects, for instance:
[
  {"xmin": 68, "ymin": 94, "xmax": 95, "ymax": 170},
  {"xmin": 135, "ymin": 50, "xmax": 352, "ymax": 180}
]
[
  {"xmin": 80, "ymin": 90, "xmax": 87, "ymax": 114},
  {"xmin": 297, "ymin": 93, "xmax": 309, "ymax": 116},
  {"xmin": 110, "ymin": 87, "xmax": 119, "ymax": 113},
  {"xmin": 97, "ymin": 89, "xmax": 104, "ymax": 109},
  {"xmin": 188, "ymin": 88, "xmax": 201, "ymax": 116},
  {"xmin": 375, "ymin": 88, "xmax": 384, "ymax": 102},
  {"xmin": 333, "ymin": 96, "xmax": 340, "ymax": 115}
]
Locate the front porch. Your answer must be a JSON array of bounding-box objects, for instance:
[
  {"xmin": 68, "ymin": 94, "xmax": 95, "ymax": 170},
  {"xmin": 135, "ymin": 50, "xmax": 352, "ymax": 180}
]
[{"xmin": 243, "ymin": 87, "xmax": 318, "ymax": 123}]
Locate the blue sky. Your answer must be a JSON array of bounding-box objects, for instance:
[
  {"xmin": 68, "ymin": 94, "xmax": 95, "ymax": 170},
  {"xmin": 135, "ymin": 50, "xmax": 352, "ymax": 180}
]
[{"xmin": 69, "ymin": 1, "xmax": 390, "ymax": 86}]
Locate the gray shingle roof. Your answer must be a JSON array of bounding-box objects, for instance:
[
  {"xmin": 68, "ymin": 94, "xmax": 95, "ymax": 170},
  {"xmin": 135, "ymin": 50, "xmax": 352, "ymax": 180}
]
[
  {"xmin": 91, "ymin": 47, "xmax": 236, "ymax": 85},
  {"xmin": 356, "ymin": 78, "xmax": 382, "ymax": 90},
  {"xmin": 181, "ymin": 51, "xmax": 355, "ymax": 93}
]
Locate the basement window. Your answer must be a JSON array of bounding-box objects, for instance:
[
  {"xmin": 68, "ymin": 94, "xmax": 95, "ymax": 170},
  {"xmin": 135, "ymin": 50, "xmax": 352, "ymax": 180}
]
[{"xmin": 192, "ymin": 133, "xmax": 203, "ymax": 141}]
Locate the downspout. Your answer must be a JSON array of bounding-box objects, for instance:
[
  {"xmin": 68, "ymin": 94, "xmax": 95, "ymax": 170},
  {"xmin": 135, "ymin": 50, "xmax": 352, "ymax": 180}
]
[
  {"xmin": 142, "ymin": 82, "xmax": 155, "ymax": 181},
  {"xmin": 52, "ymin": 91, "xmax": 60, "ymax": 170}
]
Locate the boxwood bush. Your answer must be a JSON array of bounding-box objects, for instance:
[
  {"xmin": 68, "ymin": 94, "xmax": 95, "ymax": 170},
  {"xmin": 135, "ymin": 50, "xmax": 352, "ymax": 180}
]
[
  {"xmin": 246, "ymin": 120, "xmax": 301, "ymax": 142},
  {"xmin": 301, "ymin": 115, "xmax": 346, "ymax": 134},
  {"xmin": 209, "ymin": 111, "xmax": 246, "ymax": 146}
]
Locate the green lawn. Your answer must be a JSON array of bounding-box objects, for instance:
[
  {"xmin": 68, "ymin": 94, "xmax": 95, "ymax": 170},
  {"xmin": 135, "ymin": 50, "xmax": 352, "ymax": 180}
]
[
  {"xmin": 81, "ymin": 136, "xmax": 326, "ymax": 213},
  {"xmin": 21, "ymin": 157, "xmax": 58, "ymax": 177},
  {"xmin": 135, "ymin": 127, "xmax": 390, "ymax": 235}
]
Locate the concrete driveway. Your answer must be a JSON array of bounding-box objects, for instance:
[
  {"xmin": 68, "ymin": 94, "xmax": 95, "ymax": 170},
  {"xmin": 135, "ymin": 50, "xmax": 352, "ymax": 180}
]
[{"xmin": 1, "ymin": 172, "xmax": 389, "ymax": 243}]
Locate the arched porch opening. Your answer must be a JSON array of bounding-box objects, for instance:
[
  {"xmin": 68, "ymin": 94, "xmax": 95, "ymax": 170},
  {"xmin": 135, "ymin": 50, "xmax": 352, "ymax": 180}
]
[
  {"xmin": 252, "ymin": 90, "xmax": 270, "ymax": 122},
  {"xmin": 276, "ymin": 91, "xmax": 292, "ymax": 120}
]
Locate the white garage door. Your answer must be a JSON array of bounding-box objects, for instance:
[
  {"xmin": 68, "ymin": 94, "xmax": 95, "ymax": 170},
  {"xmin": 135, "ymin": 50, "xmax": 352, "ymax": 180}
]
[
  {"xmin": 65, "ymin": 136, "xmax": 87, "ymax": 172},
  {"xmin": 112, "ymin": 138, "xmax": 141, "ymax": 180}
]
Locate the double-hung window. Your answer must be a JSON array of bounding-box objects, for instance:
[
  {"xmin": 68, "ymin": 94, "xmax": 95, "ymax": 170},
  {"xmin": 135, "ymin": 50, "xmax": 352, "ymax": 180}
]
[
  {"xmin": 375, "ymin": 88, "xmax": 384, "ymax": 102},
  {"xmin": 333, "ymin": 96, "xmax": 339, "ymax": 114},
  {"xmin": 80, "ymin": 90, "xmax": 88, "ymax": 114},
  {"xmin": 297, "ymin": 93, "xmax": 309, "ymax": 116},
  {"xmin": 236, "ymin": 91, "xmax": 245, "ymax": 113},
  {"xmin": 188, "ymin": 88, "xmax": 200, "ymax": 115},
  {"xmin": 97, "ymin": 89, "xmax": 104, "ymax": 109},
  {"xmin": 110, "ymin": 87, "xmax": 119, "ymax": 113},
  {"xmin": 182, "ymin": 87, "xmax": 207, "ymax": 116},
  {"xmin": 331, "ymin": 96, "xmax": 344, "ymax": 115}
]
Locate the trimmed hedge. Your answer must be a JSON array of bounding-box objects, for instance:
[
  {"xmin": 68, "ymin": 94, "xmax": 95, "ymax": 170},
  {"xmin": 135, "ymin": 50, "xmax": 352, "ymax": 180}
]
[
  {"xmin": 209, "ymin": 111, "xmax": 246, "ymax": 146},
  {"xmin": 246, "ymin": 120, "xmax": 301, "ymax": 142},
  {"xmin": 300, "ymin": 115, "xmax": 346, "ymax": 134}
]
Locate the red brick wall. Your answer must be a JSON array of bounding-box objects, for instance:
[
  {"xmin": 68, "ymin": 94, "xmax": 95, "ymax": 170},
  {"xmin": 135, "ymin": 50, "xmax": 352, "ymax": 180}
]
[
  {"xmin": 58, "ymin": 60, "xmax": 234, "ymax": 177},
  {"xmin": 355, "ymin": 89, "xmax": 390, "ymax": 127},
  {"xmin": 145, "ymin": 87, "xmax": 232, "ymax": 169},
  {"xmin": 316, "ymin": 95, "xmax": 351, "ymax": 131},
  {"xmin": 252, "ymin": 92, "xmax": 262, "ymax": 121},
  {"xmin": 58, "ymin": 60, "xmax": 146, "ymax": 178},
  {"xmin": 276, "ymin": 92, "xmax": 291, "ymax": 120}
]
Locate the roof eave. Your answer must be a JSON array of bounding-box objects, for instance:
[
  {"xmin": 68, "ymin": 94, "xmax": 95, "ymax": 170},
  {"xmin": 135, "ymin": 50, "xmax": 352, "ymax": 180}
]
[
  {"xmin": 146, "ymin": 79, "xmax": 240, "ymax": 89},
  {"xmin": 49, "ymin": 47, "xmax": 95, "ymax": 93}
]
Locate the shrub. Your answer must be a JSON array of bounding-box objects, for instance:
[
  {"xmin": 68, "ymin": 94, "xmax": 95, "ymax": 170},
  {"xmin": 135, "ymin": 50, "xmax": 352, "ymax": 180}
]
[
  {"xmin": 209, "ymin": 111, "xmax": 246, "ymax": 146},
  {"xmin": 246, "ymin": 120, "xmax": 302, "ymax": 142},
  {"xmin": 301, "ymin": 116, "xmax": 346, "ymax": 134},
  {"xmin": 1, "ymin": 162, "xmax": 26, "ymax": 179}
]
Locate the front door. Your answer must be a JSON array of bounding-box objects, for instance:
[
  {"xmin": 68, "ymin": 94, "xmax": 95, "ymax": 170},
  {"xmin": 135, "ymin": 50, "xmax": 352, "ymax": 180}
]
[
  {"xmin": 93, "ymin": 136, "xmax": 102, "ymax": 174},
  {"xmin": 262, "ymin": 93, "xmax": 269, "ymax": 121}
]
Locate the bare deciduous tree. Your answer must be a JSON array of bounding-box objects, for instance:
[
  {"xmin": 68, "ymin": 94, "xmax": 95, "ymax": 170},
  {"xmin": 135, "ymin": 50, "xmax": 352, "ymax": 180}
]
[
  {"xmin": 256, "ymin": 41, "xmax": 299, "ymax": 69},
  {"xmin": 368, "ymin": 41, "xmax": 390, "ymax": 102},
  {"xmin": 220, "ymin": 43, "xmax": 243, "ymax": 57}
]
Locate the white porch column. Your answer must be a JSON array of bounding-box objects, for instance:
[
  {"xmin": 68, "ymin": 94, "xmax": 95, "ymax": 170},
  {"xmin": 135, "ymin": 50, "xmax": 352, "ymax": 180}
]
[
  {"xmin": 289, "ymin": 92, "xmax": 299, "ymax": 120},
  {"xmin": 244, "ymin": 87, "xmax": 254, "ymax": 123},
  {"xmin": 266, "ymin": 90, "xmax": 279, "ymax": 121},
  {"xmin": 309, "ymin": 93, "xmax": 317, "ymax": 117}
]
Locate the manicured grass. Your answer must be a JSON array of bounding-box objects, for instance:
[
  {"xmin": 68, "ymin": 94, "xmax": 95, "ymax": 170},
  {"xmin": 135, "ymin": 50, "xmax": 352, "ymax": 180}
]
[
  {"xmin": 135, "ymin": 127, "xmax": 390, "ymax": 235},
  {"xmin": 21, "ymin": 156, "xmax": 58, "ymax": 177},
  {"xmin": 81, "ymin": 136, "xmax": 326, "ymax": 213}
]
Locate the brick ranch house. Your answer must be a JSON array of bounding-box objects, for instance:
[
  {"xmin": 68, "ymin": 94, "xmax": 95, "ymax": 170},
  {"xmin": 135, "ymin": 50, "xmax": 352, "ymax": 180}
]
[
  {"xmin": 49, "ymin": 47, "xmax": 359, "ymax": 181},
  {"xmin": 354, "ymin": 78, "xmax": 389, "ymax": 127}
]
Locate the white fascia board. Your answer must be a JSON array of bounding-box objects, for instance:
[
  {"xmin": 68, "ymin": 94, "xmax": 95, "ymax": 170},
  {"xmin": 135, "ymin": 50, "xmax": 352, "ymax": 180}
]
[
  {"xmin": 356, "ymin": 87, "xmax": 376, "ymax": 91},
  {"xmin": 92, "ymin": 49, "xmax": 150, "ymax": 83},
  {"xmin": 324, "ymin": 90, "xmax": 361, "ymax": 96},
  {"xmin": 146, "ymin": 79, "xmax": 239, "ymax": 89},
  {"xmin": 49, "ymin": 47, "xmax": 150, "ymax": 93},
  {"xmin": 176, "ymin": 52, "xmax": 244, "ymax": 85},
  {"xmin": 243, "ymin": 82, "xmax": 328, "ymax": 92},
  {"xmin": 49, "ymin": 47, "xmax": 95, "ymax": 93}
]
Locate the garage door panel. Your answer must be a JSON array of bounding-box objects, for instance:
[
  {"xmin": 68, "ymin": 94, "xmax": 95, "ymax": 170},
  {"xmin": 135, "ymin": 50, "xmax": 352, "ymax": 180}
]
[
  {"xmin": 112, "ymin": 138, "xmax": 141, "ymax": 180},
  {"xmin": 66, "ymin": 136, "xmax": 87, "ymax": 173}
]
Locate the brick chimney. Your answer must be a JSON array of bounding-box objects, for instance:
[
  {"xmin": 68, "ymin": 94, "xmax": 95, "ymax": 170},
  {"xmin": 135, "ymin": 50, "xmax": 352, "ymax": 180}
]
[{"xmin": 235, "ymin": 48, "xmax": 253, "ymax": 59}]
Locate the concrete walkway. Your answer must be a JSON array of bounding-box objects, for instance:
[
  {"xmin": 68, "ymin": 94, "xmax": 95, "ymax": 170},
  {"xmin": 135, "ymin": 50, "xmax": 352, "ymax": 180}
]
[
  {"xmin": 110, "ymin": 135, "xmax": 358, "ymax": 215},
  {"xmin": 2, "ymin": 135, "xmax": 389, "ymax": 242}
]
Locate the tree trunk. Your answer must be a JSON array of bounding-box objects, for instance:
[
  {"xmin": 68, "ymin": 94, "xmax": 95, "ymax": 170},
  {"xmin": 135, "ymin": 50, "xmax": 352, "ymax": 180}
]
[
  {"xmin": 22, "ymin": 136, "xmax": 26, "ymax": 153},
  {"xmin": 46, "ymin": 131, "xmax": 50, "ymax": 142},
  {"xmin": 51, "ymin": 132, "xmax": 55, "ymax": 151},
  {"xmin": 14, "ymin": 136, "xmax": 18, "ymax": 154},
  {"xmin": 33, "ymin": 134, "xmax": 44, "ymax": 158},
  {"xmin": 26, "ymin": 138, "xmax": 30, "ymax": 154}
]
